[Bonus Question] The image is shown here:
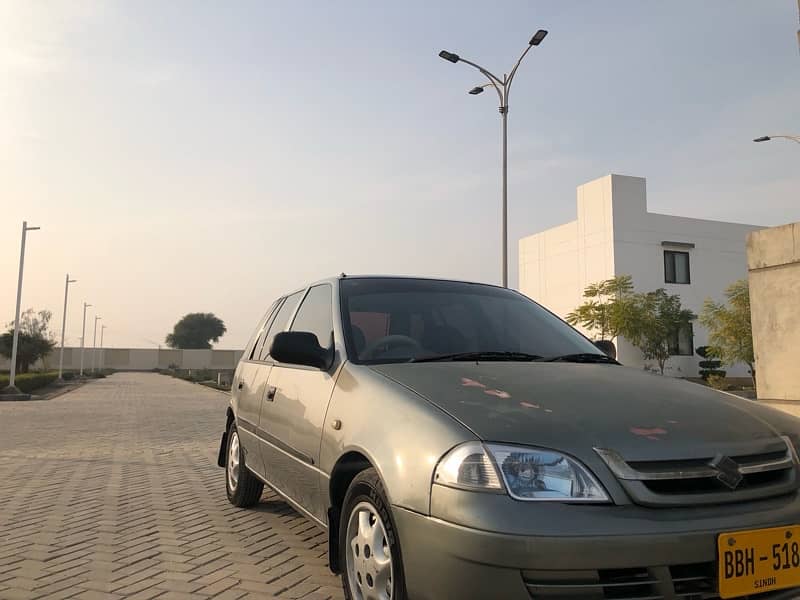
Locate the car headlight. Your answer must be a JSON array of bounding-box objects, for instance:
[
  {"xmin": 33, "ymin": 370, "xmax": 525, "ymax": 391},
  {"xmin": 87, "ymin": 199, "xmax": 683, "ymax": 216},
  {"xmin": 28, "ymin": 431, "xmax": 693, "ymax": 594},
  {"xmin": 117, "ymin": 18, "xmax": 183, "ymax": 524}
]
[
  {"xmin": 434, "ymin": 442, "xmax": 609, "ymax": 502},
  {"xmin": 433, "ymin": 442, "xmax": 503, "ymax": 491}
]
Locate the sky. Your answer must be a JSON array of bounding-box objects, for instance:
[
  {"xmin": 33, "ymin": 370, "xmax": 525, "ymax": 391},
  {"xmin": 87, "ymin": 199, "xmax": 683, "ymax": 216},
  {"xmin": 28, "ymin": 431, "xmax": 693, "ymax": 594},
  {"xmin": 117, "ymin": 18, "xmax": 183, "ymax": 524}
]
[{"xmin": 1, "ymin": 1, "xmax": 799, "ymax": 349}]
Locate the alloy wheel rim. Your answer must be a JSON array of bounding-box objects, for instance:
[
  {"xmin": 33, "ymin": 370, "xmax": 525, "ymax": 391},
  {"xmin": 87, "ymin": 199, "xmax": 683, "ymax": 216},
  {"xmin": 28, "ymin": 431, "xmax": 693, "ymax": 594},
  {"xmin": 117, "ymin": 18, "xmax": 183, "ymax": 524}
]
[
  {"xmin": 345, "ymin": 501, "xmax": 393, "ymax": 600},
  {"xmin": 227, "ymin": 430, "xmax": 240, "ymax": 491}
]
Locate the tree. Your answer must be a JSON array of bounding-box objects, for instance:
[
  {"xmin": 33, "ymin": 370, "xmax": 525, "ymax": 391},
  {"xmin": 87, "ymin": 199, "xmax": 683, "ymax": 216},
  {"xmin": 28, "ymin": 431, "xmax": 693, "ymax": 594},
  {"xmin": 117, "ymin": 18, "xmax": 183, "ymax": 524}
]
[
  {"xmin": 166, "ymin": 313, "xmax": 226, "ymax": 349},
  {"xmin": 0, "ymin": 309, "xmax": 57, "ymax": 373},
  {"xmin": 566, "ymin": 275, "xmax": 634, "ymax": 340},
  {"xmin": 619, "ymin": 289, "xmax": 696, "ymax": 375},
  {"xmin": 699, "ymin": 279, "xmax": 755, "ymax": 389}
]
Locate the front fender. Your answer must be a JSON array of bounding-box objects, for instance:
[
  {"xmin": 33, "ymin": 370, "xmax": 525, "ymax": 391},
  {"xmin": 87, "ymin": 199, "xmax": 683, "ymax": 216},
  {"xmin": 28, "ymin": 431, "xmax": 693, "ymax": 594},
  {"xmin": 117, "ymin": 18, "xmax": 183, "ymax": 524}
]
[{"xmin": 319, "ymin": 362, "xmax": 475, "ymax": 515}]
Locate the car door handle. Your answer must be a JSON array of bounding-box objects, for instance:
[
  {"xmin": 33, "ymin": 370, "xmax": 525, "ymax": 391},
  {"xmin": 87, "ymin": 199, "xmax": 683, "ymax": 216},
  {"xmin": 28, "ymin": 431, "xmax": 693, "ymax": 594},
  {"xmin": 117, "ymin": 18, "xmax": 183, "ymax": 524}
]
[{"xmin": 266, "ymin": 386, "xmax": 277, "ymax": 401}]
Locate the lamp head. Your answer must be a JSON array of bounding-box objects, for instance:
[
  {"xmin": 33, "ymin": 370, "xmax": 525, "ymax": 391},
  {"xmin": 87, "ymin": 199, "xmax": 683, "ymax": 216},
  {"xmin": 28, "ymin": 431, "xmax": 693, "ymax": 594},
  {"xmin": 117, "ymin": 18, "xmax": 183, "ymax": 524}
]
[
  {"xmin": 438, "ymin": 50, "xmax": 460, "ymax": 63},
  {"xmin": 530, "ymin": 29, "xmax": 548, "ymax": 46}
]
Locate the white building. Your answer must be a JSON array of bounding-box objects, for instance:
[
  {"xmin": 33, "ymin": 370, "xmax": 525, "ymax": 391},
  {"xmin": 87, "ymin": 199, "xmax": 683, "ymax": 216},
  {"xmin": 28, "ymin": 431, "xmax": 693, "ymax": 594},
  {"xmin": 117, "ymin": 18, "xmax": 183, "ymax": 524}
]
[{"xmin": 519, "ymin": 174, "xmax": 760, "ymax": 377}]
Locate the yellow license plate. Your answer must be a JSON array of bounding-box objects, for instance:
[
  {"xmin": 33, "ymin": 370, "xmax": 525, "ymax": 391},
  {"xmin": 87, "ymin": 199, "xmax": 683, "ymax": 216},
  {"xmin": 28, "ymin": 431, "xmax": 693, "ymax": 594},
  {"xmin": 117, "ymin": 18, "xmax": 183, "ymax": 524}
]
[{"xmin": 718, "ymin": 525, "xmax": 800, "ymax": 598}]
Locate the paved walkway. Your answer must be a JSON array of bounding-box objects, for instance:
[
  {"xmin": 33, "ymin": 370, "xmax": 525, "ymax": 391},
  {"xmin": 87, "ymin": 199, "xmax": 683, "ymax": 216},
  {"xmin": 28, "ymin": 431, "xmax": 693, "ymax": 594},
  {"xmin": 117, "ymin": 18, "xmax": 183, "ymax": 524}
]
[{"xmin": 0, "ymin": 373, "xmax": 344, "ymax": 600}]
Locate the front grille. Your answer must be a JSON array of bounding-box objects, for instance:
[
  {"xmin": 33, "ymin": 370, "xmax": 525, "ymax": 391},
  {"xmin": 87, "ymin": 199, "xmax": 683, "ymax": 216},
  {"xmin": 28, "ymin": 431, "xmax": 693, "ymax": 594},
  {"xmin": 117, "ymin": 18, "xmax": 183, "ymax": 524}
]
[
  {"xmin": 523, "ymin": 562, "xmax": 792, "ymax": 599},
  {"xmin": 595, "ymin": 440, "xmax": 799, "ymax": 507},
  {"xmin": 642, "ymin": 467, "xmax": 790, "ymax": 496},
  {"xmin": 523, "ymin": 566, "xmax": 659, "ymax": 599},
  {"xmin": 670, "ymin": 563, "xmax": 715, "ymax": 598}
]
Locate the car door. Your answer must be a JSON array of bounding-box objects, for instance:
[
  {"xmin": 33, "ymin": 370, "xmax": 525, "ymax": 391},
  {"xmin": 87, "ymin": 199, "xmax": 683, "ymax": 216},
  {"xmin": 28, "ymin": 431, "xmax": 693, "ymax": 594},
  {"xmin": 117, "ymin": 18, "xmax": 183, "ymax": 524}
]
[
  {"xmin": 250, "ymin": 290, "xmax": 305, "ymax": 481},
  {"xmin": 260, "ymin": 283, "xmax": 337, "ymax": 523},
  {"xmin": 233, "ymin": 299, "xmax": 281, "ymax": 478}
]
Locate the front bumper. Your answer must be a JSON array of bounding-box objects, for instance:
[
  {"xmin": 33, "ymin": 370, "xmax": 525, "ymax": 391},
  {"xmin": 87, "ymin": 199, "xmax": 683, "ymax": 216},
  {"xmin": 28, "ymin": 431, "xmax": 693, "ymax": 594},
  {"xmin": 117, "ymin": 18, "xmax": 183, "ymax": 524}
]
[{"xmin": 393, "ymin": 487, "xmax": 800, "ymax": 600}]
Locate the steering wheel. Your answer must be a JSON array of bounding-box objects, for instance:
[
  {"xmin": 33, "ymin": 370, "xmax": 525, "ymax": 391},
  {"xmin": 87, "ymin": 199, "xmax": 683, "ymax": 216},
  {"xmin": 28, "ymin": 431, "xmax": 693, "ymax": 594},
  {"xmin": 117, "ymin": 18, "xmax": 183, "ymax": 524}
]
[{"xmin": 360, "ymin": 335, "xmax": 423, "ymax": 360}]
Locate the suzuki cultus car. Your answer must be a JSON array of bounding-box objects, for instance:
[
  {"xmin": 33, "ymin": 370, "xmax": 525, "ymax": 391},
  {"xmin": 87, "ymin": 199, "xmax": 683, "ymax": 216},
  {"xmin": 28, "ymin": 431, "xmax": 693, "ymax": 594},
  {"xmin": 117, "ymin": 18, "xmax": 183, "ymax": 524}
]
[{"xmin": 219, "ymin": 275, "xmax": 800, "ymax": 600}]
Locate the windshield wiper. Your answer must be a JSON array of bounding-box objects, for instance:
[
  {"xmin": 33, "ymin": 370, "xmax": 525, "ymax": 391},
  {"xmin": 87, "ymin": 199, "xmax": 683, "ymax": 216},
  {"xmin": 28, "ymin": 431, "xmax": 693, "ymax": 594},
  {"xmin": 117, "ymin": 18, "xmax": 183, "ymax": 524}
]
[
  {"xmin": 538, "ymin": 353, "xmax": 617, "ymax": 364},
  {"xmin": 412, "ymin": 351, "xmax": 544, "ymax": 363}
]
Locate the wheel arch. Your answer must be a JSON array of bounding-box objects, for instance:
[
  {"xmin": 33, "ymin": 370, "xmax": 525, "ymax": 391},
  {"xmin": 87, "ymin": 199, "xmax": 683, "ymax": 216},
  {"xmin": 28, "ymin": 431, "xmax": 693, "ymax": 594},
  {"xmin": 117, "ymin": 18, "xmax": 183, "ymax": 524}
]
[{"xmin": 327, "ymin": 450, "xmax": 380, "ymax": 574}]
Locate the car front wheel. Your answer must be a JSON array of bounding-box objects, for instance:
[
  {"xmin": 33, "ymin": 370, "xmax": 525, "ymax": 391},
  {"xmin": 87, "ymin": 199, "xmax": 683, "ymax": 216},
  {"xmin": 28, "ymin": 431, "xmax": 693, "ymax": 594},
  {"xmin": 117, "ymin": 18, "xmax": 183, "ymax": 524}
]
[
  {"xmin": 340, "ymin": 468, "xmax": 407, "ymax": 600},
  {"xmin": 225, "ymin": 422, "xmax": 263, "ymax": 507}
]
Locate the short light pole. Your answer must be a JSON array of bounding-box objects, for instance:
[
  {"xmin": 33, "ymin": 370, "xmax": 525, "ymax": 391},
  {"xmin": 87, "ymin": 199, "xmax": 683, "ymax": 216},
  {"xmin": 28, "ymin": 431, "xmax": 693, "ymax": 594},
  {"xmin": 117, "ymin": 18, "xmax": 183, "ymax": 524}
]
[
  {"xmin": 99, "ymin": 324, "xmax": 106, "ymax": 372},
  {"xmin": 79, "ymin": 302, "xmax": 91, "ymax": 377},
  {"xmin": 753, "ymin": 135, "xmax": 800, "ymax": 145},
  {"xmin": 91, "ymin": 315, "xmax": 101, "ymax": 373},
  {"xmin": 57, "ymin": 274, "xmax": 77, "ymax": 382},
  {"xmin": 439, "ymin": 29, "xmax": 548, "ymax": 288},
  {"xmin": 1, "ymin": 221, "xmax": 40, "ymax": 396}
]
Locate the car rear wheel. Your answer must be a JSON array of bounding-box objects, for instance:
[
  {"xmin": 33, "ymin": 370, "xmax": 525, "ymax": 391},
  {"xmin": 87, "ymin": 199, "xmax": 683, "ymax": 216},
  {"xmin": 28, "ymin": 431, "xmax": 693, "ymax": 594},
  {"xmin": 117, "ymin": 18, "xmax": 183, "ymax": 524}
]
[
  {"xmin": 340, "ymin": 468, "xmax": 407, "ymax": 600},
  {"xmin": 225, "ymin": 422, "xmax": 263, "ymax": 507}
]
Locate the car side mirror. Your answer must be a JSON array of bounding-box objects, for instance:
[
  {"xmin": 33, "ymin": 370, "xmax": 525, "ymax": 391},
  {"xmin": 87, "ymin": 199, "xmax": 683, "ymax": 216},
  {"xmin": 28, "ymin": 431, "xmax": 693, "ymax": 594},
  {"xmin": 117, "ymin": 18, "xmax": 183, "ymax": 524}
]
[
  {"xmin": 270, "ymin": 331, "xmax": 333, "ymax": 370},
  {"xmin": 593, "ymin": 339, "xmax": 617, "ymax": 360}
]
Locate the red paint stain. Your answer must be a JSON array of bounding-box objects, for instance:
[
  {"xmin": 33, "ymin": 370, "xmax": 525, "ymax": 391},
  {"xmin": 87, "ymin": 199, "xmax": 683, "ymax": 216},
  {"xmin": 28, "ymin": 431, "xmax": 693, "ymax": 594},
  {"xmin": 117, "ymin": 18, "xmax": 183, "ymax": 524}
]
[
  {"xmin": 484, "ymin": 389, "xmax": 511, "ymax": 399},
  {"xmin": 520, "ymin": 401, "xmax": 540, "ymax": 409},
  {"xmin": 461, "ymin": 377, "xmax": 486, "ymax": 388},
  {"xmin": 630, "ymin": 427, "xmax": 668, "ymax": 441}
]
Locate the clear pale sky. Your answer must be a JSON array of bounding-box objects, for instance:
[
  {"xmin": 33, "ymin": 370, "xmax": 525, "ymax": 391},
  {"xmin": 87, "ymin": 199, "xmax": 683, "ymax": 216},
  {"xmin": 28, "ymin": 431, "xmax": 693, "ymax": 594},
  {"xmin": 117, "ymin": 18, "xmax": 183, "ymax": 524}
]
[{"xmin": 2, "ymin": 1, "xmax": 799, "ymax": 349}]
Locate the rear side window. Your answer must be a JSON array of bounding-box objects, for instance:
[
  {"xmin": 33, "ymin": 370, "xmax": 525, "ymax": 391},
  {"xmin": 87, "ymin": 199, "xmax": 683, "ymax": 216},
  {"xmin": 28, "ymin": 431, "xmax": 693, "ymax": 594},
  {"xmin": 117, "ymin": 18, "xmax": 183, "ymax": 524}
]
[
  {"xmin": 246, "ymin": 300, "xmax": 281, "ymax": 360},
  {"xmin": 249, "ymin": 298, "xmax": 284, "ymax": 360},
  {"xmin": 258, "ymin": 291, "xmax": 304, "ymax": 361},
  {"xmin": 290, "ymin": 284, "xmax": 333, "ymax": 347}
]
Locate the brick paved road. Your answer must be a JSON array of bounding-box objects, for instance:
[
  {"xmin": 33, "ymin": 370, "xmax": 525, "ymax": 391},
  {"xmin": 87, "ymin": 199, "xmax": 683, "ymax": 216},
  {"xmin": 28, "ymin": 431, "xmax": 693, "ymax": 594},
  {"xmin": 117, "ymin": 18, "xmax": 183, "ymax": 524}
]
[{"xmin": 0, "ymin": 373, "xmax": 344, "ymax": 600}]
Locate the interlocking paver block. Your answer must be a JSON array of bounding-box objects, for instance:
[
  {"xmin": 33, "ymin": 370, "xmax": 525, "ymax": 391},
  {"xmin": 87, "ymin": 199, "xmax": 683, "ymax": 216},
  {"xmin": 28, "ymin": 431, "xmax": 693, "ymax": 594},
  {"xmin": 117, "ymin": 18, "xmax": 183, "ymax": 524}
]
[{"xmin": 0, "ymin": 373, "xmax": 343, "ymax": 599}]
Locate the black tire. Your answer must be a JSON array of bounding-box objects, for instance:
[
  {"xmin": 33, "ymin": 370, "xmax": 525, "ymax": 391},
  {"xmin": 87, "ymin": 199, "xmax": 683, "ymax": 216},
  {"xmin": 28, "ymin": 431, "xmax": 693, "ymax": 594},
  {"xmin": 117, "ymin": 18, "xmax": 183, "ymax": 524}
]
[
  {"xmin": 340, "ymin": 468, "xmax": 407, "ymax": 600},
  {"xmin": 225, "ymin": 422, "xmax": 263, "ymax": 507}
]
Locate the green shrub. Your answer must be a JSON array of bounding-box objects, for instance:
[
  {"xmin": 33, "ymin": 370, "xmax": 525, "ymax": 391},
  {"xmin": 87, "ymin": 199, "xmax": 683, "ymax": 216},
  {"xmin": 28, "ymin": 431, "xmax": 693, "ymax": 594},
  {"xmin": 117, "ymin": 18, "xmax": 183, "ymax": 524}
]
[
  {"xmin": 61, "ymin": 372, "xmax": 76, "ymax": 381},
  {"xmin": 696, "ymin": 346, "xmax": 723, "ymax": 380},
  {"xmin": 0, "ymin": 371, "xmax": 59, "ymax": 393}
]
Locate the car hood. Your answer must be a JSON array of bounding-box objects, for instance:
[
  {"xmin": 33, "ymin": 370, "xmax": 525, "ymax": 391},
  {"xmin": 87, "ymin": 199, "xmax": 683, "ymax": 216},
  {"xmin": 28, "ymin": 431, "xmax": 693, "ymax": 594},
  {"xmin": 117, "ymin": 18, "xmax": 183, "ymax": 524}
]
[{"xmin": 371, "ymin": 362, "xmax": 796, "ymax": 461}]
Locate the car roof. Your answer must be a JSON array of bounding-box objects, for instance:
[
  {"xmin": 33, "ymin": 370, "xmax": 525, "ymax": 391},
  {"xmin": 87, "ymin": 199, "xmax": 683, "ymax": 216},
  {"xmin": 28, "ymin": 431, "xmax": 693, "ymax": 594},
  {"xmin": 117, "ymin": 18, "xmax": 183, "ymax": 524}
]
[
  {"xmin": 336, "ymin": 274, "xmax": 505, "ymax": 288},
  {"xmin": 276, "ymin": 274, "xmax": 511, "ymax": 301}
]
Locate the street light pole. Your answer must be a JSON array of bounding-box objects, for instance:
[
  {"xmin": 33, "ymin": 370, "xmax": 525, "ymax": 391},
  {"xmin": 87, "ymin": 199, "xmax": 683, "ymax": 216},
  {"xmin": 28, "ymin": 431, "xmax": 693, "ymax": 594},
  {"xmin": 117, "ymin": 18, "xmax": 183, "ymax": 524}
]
[
  {"xmin": 80, "ymin": 302, "xmax": 91, "ymax": 377},
  {"xmin": 501, "ymin": 102, "xmax": 508, "ymax": 287},
  {"xmin": 57, "ymin": 274, "xmax": 77, "ymax": 381},
  {"xmin": 92, "ymin": 315, "xmax": 101, "ymax": 373},
  {"xmin": 439, "ymin": 29, "xmax": 548, "ymax": 288},
  {"xmin": 3, "ymin": 221, "xmax": 40, "ymax": 393},
  {"xmin": 100, "ymin": 324, "xmax": 106, "ymax": 372}
]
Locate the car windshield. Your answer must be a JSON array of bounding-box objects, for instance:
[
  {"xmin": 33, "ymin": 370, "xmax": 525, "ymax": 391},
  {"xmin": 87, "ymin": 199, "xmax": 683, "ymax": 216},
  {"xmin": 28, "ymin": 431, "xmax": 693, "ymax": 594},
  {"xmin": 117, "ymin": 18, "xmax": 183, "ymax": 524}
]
[{"xmin": 340, "ymin": 278, "xmax": 603, "ymax": 365}]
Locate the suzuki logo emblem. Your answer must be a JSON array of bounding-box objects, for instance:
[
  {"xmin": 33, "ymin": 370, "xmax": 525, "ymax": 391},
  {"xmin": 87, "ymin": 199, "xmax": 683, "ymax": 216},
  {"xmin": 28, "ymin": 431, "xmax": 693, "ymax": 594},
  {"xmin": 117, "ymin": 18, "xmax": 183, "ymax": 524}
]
[{"xmin": 710, "ymin": 454, "xmax": 744, "ymax": 490}]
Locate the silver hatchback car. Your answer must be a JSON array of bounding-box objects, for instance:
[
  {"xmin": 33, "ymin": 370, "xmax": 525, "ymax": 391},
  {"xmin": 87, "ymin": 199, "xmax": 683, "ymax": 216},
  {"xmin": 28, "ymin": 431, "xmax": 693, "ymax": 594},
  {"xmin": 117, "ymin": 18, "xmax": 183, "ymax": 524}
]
[{"xmin": 219, "ymin": 275, "xmax": 800, "ymax": 600}]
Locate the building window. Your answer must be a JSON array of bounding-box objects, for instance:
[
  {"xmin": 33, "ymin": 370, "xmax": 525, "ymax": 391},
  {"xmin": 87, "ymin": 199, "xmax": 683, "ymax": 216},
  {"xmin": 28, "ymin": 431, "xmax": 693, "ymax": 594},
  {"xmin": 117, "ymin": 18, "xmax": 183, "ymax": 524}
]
[
  {"xmin": 664, "ymin": 250, "xmax": 691, "ymax": 284},
  {"xmin": 668, "ymin": 322, "xmax": 694, "ymax": 356}
]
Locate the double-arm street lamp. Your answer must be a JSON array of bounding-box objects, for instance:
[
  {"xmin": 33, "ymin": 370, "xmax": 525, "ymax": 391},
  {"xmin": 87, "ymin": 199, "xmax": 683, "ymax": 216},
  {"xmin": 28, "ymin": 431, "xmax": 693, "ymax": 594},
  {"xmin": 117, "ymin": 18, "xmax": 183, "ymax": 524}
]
[
  {"xmin": 79, "ymin": 302, "xmax": 92, "ymax": 377},
  {"xmin": 753, "ymin": 135, "xmax": 800, "ymax": 145},
  {"xmin": 57, "ymin": 274, "xmax": 77, "ymax": 381},
  {"xmin": 100, "ymin": 324, "xmax": 107, "ymax": 372},
  {"xmin": 92, "ymin": 315, "xmax": 102, "ymax": 373},
  {"xmin": 439, "ymin": 29, "xmax": 548, "ymax": 288}
]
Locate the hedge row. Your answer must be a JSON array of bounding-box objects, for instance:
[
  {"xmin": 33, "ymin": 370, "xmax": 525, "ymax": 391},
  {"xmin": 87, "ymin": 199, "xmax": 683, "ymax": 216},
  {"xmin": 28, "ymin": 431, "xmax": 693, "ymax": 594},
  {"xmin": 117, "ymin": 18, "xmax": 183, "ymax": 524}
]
[{"xmin": 0, "ymin": 371, "xmax": 59, "ymax": 393}]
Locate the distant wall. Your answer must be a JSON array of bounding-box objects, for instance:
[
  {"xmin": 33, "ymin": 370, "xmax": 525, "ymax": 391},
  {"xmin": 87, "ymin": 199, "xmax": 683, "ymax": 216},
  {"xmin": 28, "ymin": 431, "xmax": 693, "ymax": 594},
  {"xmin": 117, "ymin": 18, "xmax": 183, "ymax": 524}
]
[
  {"xmin": 747, "ymin": 222, "xmax": 800, "ymax": 401},
  {"xmin": 0, "ymin": 347, "xmax": 244, "ymax": 372}
]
